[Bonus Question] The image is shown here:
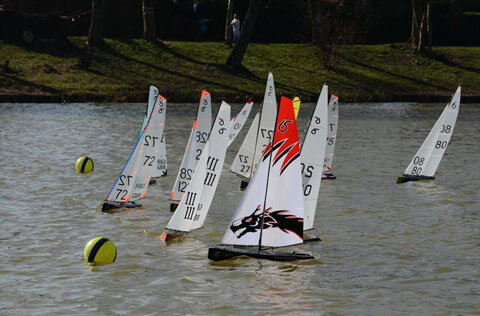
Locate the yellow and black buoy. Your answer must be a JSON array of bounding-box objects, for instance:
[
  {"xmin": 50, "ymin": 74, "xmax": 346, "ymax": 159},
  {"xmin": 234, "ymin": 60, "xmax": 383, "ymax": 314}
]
[
  {"xmin": 84, "ymin": 236, "xmax": 117, "ymax": 264},
  {"xmin": 76, "ymin": 156, "xmax": 94, "ymax": 173}
]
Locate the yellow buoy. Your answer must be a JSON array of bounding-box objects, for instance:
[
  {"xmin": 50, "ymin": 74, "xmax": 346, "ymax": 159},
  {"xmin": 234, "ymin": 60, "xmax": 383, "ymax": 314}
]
[
  {"xmin": 76, "ymin": 156, "xmax": 94, "ymax": 173},
  {"xmin": 84, "ymin": 236, "xmax": 117, "ymax": 264}
]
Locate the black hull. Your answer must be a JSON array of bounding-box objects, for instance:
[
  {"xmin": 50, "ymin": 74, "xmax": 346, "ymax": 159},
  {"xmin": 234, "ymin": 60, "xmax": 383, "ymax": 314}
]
[
  {"xmin": 208, "ymin": 247, "xmax": 314, "ymax": 262},
  {"xmin": 170, "ymin": 203, "xmax": 179, "ymax": 212},
  {"xmin": 101, "ymin": 201, "xmax": 141, "ymax": 213},
  {"xmin": 396, "ymin": 174, "xmax": 435, "ymax": 184},
  {"xmin": 322, "ymin": 172, "xmax": 336, "ymax": 180},
  {"xmin": 240, "ymin": 180, "xmax": 249, "ymax": 191}
]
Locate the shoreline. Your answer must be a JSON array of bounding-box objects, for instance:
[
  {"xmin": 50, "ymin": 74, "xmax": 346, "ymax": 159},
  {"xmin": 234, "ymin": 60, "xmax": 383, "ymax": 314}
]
[{"xmin": 1, "ymin": 93, "xmax": 479, "ymax": 104}]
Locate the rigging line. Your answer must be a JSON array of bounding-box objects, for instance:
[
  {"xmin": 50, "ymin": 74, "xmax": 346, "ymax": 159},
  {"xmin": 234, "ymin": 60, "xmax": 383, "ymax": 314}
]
[{"xmin": 257, "ymin": 101, "xmax": 281, "ymax": 253}]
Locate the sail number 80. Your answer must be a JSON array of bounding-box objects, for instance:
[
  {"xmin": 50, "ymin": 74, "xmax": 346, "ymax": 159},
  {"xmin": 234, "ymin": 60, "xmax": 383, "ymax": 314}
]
[{"xmin": 435, "ymin": 140, "xmax": 447, "ymax": 149}]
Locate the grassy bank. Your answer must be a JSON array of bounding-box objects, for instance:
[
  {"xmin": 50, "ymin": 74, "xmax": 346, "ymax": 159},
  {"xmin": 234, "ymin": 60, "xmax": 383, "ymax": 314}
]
[{"xmin": 1, "ymin": 37, "xmax": 479, "ymax": 103}]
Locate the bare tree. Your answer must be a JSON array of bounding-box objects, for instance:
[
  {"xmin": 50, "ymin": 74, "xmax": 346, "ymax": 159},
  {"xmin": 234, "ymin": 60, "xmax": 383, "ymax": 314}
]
[
  {"xmin": 87, "ymin": 0, "xmax": 106, "ymax": 46},
  {"xmin": 225, "ymin": 0, "xmax": 234, "ymax": 45},
  {"xmin": 143, "ymin": 0, "xmax": 157, "ymax": 42},
  {"xmin": 411, "ymin": 0, "xmax": 432, "ymax": 53},
  {"xmin": 310, "ymin": 0, "xmax": 366, "ymax": 69},
  {"xmin": 226, "ymin": 0, "xmax": 263, "ymax": 69}
]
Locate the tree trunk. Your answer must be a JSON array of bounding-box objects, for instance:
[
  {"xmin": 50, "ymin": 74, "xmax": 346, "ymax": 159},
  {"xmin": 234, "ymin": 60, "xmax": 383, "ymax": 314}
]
[
  {"xmin": 225, "ymin": 0, "xmax": 234, "ymax": 45},
  {"xmin": 411, "ymin": 0, "xmax": 432, "ymax": 53},
  {"xmin": 426, "ymin": 0, "xmax": 432, "ymax": 52},
  {"xmin": 307, "ymin": 0, "xmax": 315, "ymax": 44},
  {"xmin": 226, "ymin": 0, "xmax": 263, "ymax": 69},
  {"xmin": 87, "ymin": 0, "xmax": 106, "ymax": 46},
  {"xmin": 143, "ymin": 0, "xmax": 157, "ymax": 42}
]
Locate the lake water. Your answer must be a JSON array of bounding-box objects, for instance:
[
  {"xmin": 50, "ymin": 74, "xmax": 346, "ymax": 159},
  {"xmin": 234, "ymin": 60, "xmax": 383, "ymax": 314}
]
[{"xmin": 0, "ymin": 102, "xmax": 479, "ymax": 315}]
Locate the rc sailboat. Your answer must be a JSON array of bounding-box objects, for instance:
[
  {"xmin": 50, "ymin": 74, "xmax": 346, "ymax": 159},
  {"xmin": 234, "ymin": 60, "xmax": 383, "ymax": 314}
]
[
  {"xmin": 322, "ymin": 94, "xmax": 339, "ymax": 180},
  {"xmin": 170, "ymin": 90, "xmax": 212, "ymax": 211},
  {"xmin": 161, "ymin": 101, "xmax": 253, "ymax": 241},
  {"xmin": 102, "ymin": 94, "xmax": 167, "ymax": 212},
  {"xmin": 397, "ymin": 87, "xmax": 461, "ymax": 184},
  {"xmin": 230, "ymin": 72, "xmax": 277, "ymax": 190},
  {"xmin": 209, "ymin": 97, "xmax": 314, "ymax": 261}
]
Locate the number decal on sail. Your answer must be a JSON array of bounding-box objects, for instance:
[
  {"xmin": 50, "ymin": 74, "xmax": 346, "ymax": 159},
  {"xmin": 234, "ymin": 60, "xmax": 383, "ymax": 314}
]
[
  {"xmin": 435, "ymin": 140, "xmax": 447, "ymax": 149},
  {"xmin": 260, "ymin": 128, "xmax": 273, "ymax": 140},
  {"xmin": 329, "ymin": 123, "xmax": 336, "ymax": 131},
  {"xmin": 204, "ymin": 172, "xmax": 216, "ymax": 186},
  {"xmin": 179, "ymin": 168, "xmax": 192, "ymax": 180},
  {"xmin": 310, "ymin": 128, "xmax": 319, "ymax": 135},
  {"xmin": 314, "ymin": 116, "xmax": 321, "ymax": 124},
  {"xmin": 118, "ymin": 175, "xmax": 133, "ymax": 186},
  {"xmin": 327, "ymin": 137, "xmax": 334, "ymax": 145},
  {"xmin": 440, "ymin": 124, "xmax": 451, "ymax": 134},
  {"xmin": 116, "ymin": 189, "xmax": 128, "ymax": 200},
  {"xmin": 303, "ymin": 184, "xmax": 312, "ymax": 196},
  {"xmin": 240, "ymin": 165, "xmax": 250, "ymax": 173},
  {"xmin": 206, "ymin": 156, "xmax": 219, "ymax": 171},
  {"xmin": 184, "ymin": 192, "xmax": 197, "ymax": 220},
  {"xmin": 413, "ymin": 156, "xmax": 425, "ymax": 166},
  {"xmin": 195, "ymin": 149, "xmax": 202, "ymax": 160},
  {"xmin": 144, "ymin": 135, "xmax": 158, "ymax": 147},
  {"xmin": 301, "ymin": 163, "xmax": 314, "ymax": 178},
  {"xmin": 143, "ymin": 155, "xmax": 155, "ymax": 166},
  {"xmin": 195, "ymin": 131, "xmax": 208, "ymax": 143},
  {"xmin": 178, "ymin": 181, "xmax": 187, "ymax": 192},
  {"xmin": 278, "ymin": 120, "xmax": 292, "ymax": 132},
  {"xmin": 411, "ymin": 166, "xmax": 422, "ymax": 175}
]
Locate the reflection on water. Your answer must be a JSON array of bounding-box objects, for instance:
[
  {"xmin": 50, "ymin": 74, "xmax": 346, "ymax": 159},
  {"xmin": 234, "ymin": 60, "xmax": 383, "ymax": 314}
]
[{"xmin": 0, "ymin": 102, "xmax": 479, "ymax": 314}]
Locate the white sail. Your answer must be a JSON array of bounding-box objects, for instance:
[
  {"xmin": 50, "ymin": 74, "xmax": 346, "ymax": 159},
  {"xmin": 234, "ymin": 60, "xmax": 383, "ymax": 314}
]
[
  {"xmin": 170, "ymin": 90, "xmax": 212, "ymax": 202},
  {"xmin": 323, "ymin": 94, "xmax": 339, "ymax": 174},
  {"xmin": 191, "ymin": 102, "xmax": 234, "ymax": 230},
  {"xmin": 222, "ymin": 97, "xmax": 304, "ymax": 248},
  {"xmin": 141, "ymin": 85, "xmax": 159, "ymax": 131},
  {"xmin": 105, "ymin": 94, "xmax": 167, "ymax": 203},
  {"xmin": 301, "ymin": 85, "xmax": 328, "ymax": 231},
  {"xmin": 140, "ymin": 85, "xmax": 167, "ymax": 178},
  {"xmin": 166, "ymin": 102, "xmax": 231, "ymax": 232},
  {"xmin": 148, "ymin": 93, "xmax": 167, "ymax": 178},
  {"xmin": 230, "ymin": 112, "xmax": 259, "ymax": 179},
  {"xmin": 229, "ymin": 72, "xmax": 277, "ymax": 181},
  {"xmin": 130, "ymin": 94, "xmax": 168, "ymax": 200},
  {"xmin": 227, "ymin": 100, "xmax": 253, "ymax": 146},
  {"xmin": 105, "ymin": 136, "xmax": 145, "ymax": 203},
  {"xmin": 253, "ymin": 72, "xmax": 277, "ymax": 168},
  {"xmin": 403, "ymin": 87, "xmax": 461, "ymax": 177}
]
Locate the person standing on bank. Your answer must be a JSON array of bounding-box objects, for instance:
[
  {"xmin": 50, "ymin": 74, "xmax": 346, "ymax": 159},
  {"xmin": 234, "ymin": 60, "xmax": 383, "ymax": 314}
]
[{"xmin": 231, "ymin": 13, "xmax": 241, "ymax": 43}]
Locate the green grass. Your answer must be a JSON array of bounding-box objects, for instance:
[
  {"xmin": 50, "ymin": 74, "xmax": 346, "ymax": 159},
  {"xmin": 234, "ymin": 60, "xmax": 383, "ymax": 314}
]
[{"xmin": 1, "ymin": 37, "xmax": 479, "ymax": 102}]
